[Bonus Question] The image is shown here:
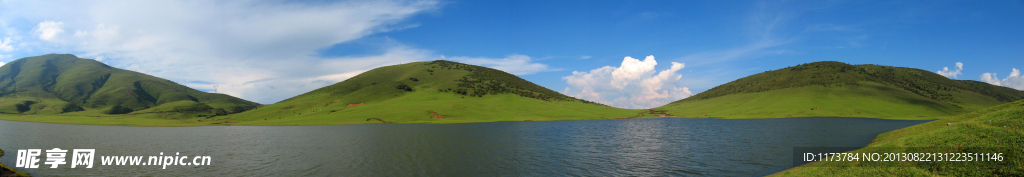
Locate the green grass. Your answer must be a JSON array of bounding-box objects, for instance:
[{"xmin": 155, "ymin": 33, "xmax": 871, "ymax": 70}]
[
  {"xmin": 0, "ymin": 148, "xmax": 32, "ymax": 177},
  {"xmin": 659, "ymin": 61, "xmax": 1023, "ymax": 120},
  {"xmin": 772, "ymin": 99, "xmax": 1024, "ymax": 176},
  {"xmin": 219, "ymin": 92, "xmax": 641, "ymax": 126},
  {"xmin": 674, "ymin": 61, "xmax": 1023, "ymax": 106},
  {"xmin": 658, "ymin": 82, "xmax": 1004, "ymax": 120},
  {"xmin": 0, "ymin": 92, "xmax": 645, "ymax": 126}
]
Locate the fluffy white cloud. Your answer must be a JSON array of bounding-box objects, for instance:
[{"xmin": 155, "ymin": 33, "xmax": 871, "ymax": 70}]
[
  {"xmin": 936, "ymin": 62, "xmax": 963, "ymax": 79},
  {"xmin": 981, "ymin": 68, "xmax": 1024, "ymax": 90},
  {"xmin": 611, "ymin": 56, "xmax": 658, "ymax": 89},
  {"xmin": 981, "ymin": 73, "xmax": 1001, "ymax": 86},
  {"xmin": 34, "ymin": 21, "xmax": 64, "ymax": 41},
  {"xmin": 563, "ymin": 55, "xmax": 693, "ymax": 109},
  {"xmin": 0, "ymin": 37, "xmax": 12, "ymax": 52},
  {"xmin": 981, "ymin": 68, "xmax": 1023, "ymax": 90},
  {"xmin": 1008, "ymin": 69, "xmax": 1024, "ymax": 90},
  {"xmin": 447, "ymin": 54, "xmax": 558, "ymax": 75},
  {"xmin": 0, "ymin": 0, "xmax": 439, "ymax": 103}
]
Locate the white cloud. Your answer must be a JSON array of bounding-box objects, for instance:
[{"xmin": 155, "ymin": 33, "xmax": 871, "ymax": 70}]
[
  {"xmin": 611, "ymin": 56, "xmax": 658, "ymax": 89},
  {"xmin": 981, "ymin": 68, "xmax": 1024, "ymax": 90},
  {"xmin": 0, "ymin": 37, "xmax": 12, "ymax": 52},
  {"xmin": 34, "ymin": 21, "xmax": 64, "ymax": 41},
  {"xmin": 579, "ymin": 55, "xmax": 592, "ymax": 59},
  {"xmin": 0, "ymin": 0, "xmax": 439, "ymax": 104},
  {"xmin": 981, "ymin": 73, "xmax": 1001, "ymax": 86},
  {"xmin": 563, "ymin": 55, "xmax": 693, "ymax": 109},
  {"xmin": 126, "ymin": 64, "xmax": 145, "ymax": 74},
  {"xmin": 447, "ymin": 54, "xmax": 559, "ymax": 75},
  {"xmin": 936, "ymin": 62, "xmax": 963, "ymax": 79}
]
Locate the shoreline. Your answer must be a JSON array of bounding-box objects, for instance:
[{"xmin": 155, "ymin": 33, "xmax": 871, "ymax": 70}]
[
  {"xmin": 770, "ymin": 99, "xmax": 1024, "ymax": 176},
  {"xmin": 0, "ymin": 148, "xmax": 31, "ymax": 177},
  {"xmin": 0, "ymin": 115, "xmax": 940, "ymax": 127}
]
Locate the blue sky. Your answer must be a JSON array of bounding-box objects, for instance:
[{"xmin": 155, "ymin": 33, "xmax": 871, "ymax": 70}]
[{"xmin": 0, "ymin": 0, "xmax": 1022, "ymax": 108}]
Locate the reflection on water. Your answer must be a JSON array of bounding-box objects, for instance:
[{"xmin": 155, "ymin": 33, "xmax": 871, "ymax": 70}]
[{"xmin": 0, "ymin": 117, "xmax": 930, "ymax": 176}]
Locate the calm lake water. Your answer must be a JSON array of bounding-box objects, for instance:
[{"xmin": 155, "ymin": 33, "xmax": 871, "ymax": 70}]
[{"xmin": 0, "ymin": 117, "xmax": 930, "ymax": 176}]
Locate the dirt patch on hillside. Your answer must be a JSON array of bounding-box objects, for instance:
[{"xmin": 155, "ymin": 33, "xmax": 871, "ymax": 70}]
[
  {"xmin": 430, "ymin": 112, "xmax": 446, "ymax": 119},
  {"xmin": 347, "ymin": 103, "xmax": 365, "ymax": 107}
]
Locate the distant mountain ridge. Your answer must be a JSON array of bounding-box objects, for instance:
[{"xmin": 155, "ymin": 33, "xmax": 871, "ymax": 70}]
[
  {"xmin": 0, "ymin": 54, "xmax": 258, "ymax": 116},
  {"xmin": 659, "ymin": 61, "xmax": 1024, "ymax": 119}
]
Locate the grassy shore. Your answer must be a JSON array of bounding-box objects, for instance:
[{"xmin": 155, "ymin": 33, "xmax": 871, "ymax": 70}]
[
  {"xmin": 0, "ymin": 93, "xmax": 647, "ymax": 126},
  {"xmin": 771, "ymin": 99, "xmax": 1024, "ymax": 176},
  {"xmin": 0, "ymin": 148, "xmax": 31, "ymax": 177}
]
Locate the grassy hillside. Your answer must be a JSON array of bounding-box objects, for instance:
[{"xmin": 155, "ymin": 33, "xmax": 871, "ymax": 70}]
[
  {"xmin": 217, "ymin": 60, "xmax": 641, "ymax": 125},
  {"xmin": 0, "ymin": 54, "xmax": 258, "ymax": 120},
  {"xmin": 658, "ymin": 61, "xmax": 1024, "ymax": 119},
  {"xmin": 773, "ymin": 99, "xmax": 1024, "ymax": 176}
]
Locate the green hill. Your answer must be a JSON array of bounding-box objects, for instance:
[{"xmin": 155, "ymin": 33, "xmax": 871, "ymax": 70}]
[
  {"xmin": 773, "ymin": 99, "xmax": 1024, "ymax": 176},
  {"xmin": 0, "ymin": 54, "xmax": 258, "ymax": 120},
  {"xmin": 217, "ymin": 60, "xmax": 641, "ymax": 125},
  {"xmin": 657, "ymin": 61, "xmax": 1024, "ymax": 119}
]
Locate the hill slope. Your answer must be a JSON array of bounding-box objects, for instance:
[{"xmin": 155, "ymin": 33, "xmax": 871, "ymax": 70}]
[
  {"xmin": 0, "ymin": 54, "xmax": 258, "ymax": 118},
  {"xmin": 657, "ymin": 61, "xmax": 1024, "ymax": 119},
  {"xmin": 773, "ymin": 99, "xmax": 1024, "ymax": 176},
  {"xmin": 219, "ymin": 60, "xmax": 641, "ymax": 125}
]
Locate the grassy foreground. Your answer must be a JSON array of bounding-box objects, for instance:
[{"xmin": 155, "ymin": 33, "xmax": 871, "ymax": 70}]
[
  {"xmin": 772, "ymin": 99, "xmax": 1024, "ymax": 176},
  {"xmin": 0, "ymin": 148, "xmax": 32, "ymax": 177}
]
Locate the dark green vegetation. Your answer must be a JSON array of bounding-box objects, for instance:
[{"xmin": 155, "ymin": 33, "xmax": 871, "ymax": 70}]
[
  {"xmin": 0, "ymin": 148, "xmax": 31, "ymax": 177},
  {"xmin": 0, "ymin": 54, "xmax": 258, "ymax": 123},
  {"xmin": 430, "ymin": 60, "xmax": 599, "ymax": 102},
  {"xmin": 220, "ymin": 60, "xmax": 638, "ymax": 125},
  {"xmin": 774, "ymin": 99, "xmax": 1024, "ymax": 176},
  {"xmin": 658, "ymin": 61, "xmax": 1024, "ymax": 119}
]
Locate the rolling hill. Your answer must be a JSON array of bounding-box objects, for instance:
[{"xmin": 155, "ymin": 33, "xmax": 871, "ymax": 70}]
[
  {"xmin": 656, "ymin": 61, "xmax": 1024, "ymax": 119},
  {"xmin": 217, "ymin": 60, "xmax": 641, "ymax": 125},
  {"xmin": 0, "ymin": 54, "xmax": 258, "ymax": 120}
]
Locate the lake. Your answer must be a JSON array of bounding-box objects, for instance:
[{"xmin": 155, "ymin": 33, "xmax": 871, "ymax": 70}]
[{"xmin": 0, "ymin": 117, "xmax": 930, "ymax": 176}]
